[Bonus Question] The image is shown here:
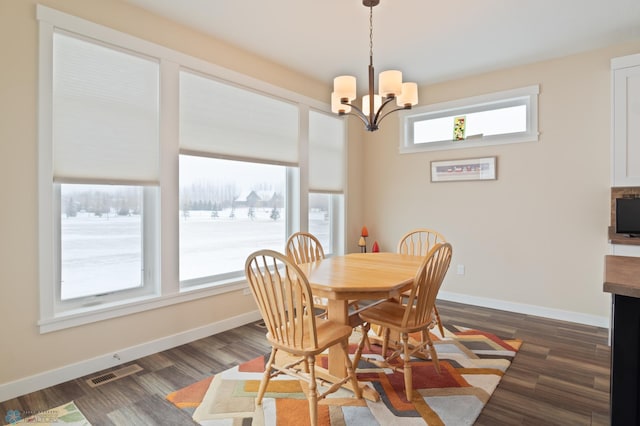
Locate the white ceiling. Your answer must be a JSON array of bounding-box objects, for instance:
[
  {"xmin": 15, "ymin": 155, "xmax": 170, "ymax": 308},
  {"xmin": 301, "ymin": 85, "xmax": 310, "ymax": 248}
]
[{"xmin": 123, "ymin": 0, "xmax": 640, "ymax": 91}]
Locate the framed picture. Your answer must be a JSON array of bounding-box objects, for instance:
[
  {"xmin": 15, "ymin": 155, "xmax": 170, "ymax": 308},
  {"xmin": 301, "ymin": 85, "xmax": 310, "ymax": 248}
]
[
  {"xmin": 431, "ymin": 156, "xmax": 497, "ymax": 182},
  {"xmin": 453, "ymin": 116, "xmax": 466, "ymax": 140}
]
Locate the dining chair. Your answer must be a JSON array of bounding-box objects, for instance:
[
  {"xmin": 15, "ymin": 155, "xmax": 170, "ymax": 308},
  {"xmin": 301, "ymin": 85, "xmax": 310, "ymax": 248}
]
[
  {"xmin": 397, "ymin": 228, "xmax": 447, "ymax": 337},
  {"xmin": 285, "ymin": 231, "xmax": 325, "ymax": 264},
  {"xmin": 245, "ymin": 250, "xmax": 363, "ymax": 426},
  {"xmin": 357, "ymin": 242, "xmax": 453, "ymax": 401},
  {"xmin": 285, "ymin": 232, "xmax": 329, "ymax": 316},
  {"xmin": 285, "ymin": 231, "xmax": 359, "ymax": 314}
]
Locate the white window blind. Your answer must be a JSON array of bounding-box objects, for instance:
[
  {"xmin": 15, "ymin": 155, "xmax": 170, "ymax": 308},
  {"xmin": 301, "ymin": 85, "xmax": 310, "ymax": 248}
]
[
  {"xmin": 308, "ymin": 110, "xmax": 345, "ymax": 192},
  {"xmin": 179, "ymin": 70, "xmax": 299, "ymax": 165},
  {"xmin": 52, "ymin": 31, "xmax": 160, "ymax": 184}
]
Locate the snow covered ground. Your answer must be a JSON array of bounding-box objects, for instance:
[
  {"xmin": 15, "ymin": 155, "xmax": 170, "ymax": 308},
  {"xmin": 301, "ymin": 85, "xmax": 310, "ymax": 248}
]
[{"xmin": 61, "ymin": 208, "xmax": 329, "ymax": 299}]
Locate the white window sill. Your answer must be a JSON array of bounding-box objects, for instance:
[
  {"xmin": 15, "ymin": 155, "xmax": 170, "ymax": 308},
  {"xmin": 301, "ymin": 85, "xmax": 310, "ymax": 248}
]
[
  {"xmin": 38, "ymin": 279, "xmax": 247, "ymax": 333},
  {"xmin": 400, "ymin": 132, "xmax": 539, "ymax": 154}
]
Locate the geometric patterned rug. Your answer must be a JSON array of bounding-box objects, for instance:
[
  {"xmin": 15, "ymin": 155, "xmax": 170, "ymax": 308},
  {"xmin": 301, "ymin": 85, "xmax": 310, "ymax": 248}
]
[{"xmin": 166, "ymin": 325, "xmax": 521, "ymax": 425}]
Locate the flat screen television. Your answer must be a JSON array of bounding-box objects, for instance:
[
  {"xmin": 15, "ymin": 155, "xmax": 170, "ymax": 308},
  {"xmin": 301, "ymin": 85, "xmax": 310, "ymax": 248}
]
[{"xmin": 616, "ymin": 197, "xmax": 640, "ymax": 237}]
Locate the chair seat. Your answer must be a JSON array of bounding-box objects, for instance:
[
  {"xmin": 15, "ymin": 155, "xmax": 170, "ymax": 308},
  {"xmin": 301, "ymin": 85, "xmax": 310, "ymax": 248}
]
[
  {"xmin": 358, "ymin": 300, "xmax": 435, "ymax": 334},
  {"xmin": 267, "ymin": 318, "xmax": 354, "ymax": 356}
]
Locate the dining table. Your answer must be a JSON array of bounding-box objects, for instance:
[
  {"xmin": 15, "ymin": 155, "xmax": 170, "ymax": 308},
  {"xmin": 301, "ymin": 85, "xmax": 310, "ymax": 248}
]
[{"xmin": 295, "ymin": 251, "xmax": 425, "ymax": 401}]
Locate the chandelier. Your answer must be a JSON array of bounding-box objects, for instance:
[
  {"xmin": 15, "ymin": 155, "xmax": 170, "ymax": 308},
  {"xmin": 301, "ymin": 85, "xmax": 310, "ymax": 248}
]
[{"xmin": 331, "ymin": 0, "xmax": 418, "ymax": 132}]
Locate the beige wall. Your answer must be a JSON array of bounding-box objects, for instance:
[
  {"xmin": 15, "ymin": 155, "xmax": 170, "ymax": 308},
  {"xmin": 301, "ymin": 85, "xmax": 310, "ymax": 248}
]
[
  {"xmin": 0, "ymin": 0, "xmax": 332, "ymax": 390},
  {"xmin": 2, "ymin": 0, "xmax": 640, "ymax": 397},
  {"xmin": 359, "ymin": 42, "xmax": 640, "ymax": 321}
]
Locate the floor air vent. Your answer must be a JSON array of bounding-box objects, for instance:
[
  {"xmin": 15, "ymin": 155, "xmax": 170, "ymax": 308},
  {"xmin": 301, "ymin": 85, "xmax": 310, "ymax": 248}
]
[{"xmin": 86, "ymin": 363, "xmax": 143, "ymax": 388}]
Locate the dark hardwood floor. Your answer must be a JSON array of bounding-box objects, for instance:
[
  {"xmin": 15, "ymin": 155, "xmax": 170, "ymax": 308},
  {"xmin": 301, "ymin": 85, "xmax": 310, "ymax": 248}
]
[
  {"xmin": 438, "ymin": 300, "xmax": 610, "ymax": 426},
  {"xmin": 1, "ymin": 300, "xmax": 610, "ymax": 425}
]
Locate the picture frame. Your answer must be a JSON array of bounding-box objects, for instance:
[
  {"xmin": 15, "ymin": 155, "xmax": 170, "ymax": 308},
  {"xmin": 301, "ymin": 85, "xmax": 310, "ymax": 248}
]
[
  {"xmin": 430, "ymin": 156, "xmax": 497, "ymax": 182},
  {"xmin": 453, "ymin": 116, "xmax": 466, "ymax": 140}
]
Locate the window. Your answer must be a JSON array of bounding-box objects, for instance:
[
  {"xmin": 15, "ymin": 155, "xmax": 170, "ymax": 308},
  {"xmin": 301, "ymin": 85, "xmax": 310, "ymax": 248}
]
[
  {"xmin": 37, "ymin": 5, "xmax": 344, "ymax": 332},
  {"xmin": 308, "ymin": 110, "xmax": 346, "ymax": 255},
  {"xmin": 400, "ymin": 85, "xmax": 539, "ymax": 153},
  {"xmin": 308, "ymin": 193, "xmax": 344, "ymax": 255},
  {"xmin": 178, "ymin": 70, "xmax": 299, "ymax": 287},
  {"xmin": 179, "ymin": 156, "xmax": 288, "ymax": 286},
  {"xmin": 309, "ymin": 193, "xmax": 332, "ymax": 252},
  {"xmin": 46, "ymin": 29, "xmax": 161, "ymax": 313},
  {"xmin": 59, "ymin": 184, "xmax": 158, "ymax": 302}
]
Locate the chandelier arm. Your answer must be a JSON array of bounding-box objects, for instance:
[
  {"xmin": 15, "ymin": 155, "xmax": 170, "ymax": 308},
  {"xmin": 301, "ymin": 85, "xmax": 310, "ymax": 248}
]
[
  {"xmin": 372, "ymin": 96, "xmax": 397, "ymax": 125},
  {"xmin": 340, "ymin": 103, "xmax": 374, "ymax": 128},
  {"xmin": 374, "ymin": 104, "xmax": 412, "ymax": 127}
]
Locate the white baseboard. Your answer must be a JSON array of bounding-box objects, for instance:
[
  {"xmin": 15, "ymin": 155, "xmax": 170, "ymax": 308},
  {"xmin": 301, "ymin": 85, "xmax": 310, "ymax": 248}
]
[
  {"xmin": 1, "ymin": 295, "xmax": 610, "ymax": 402},
  {"xmin": 438, "ymin": 291, "xmax": 610, "ymax": 328},
  {"xmin": 0, "ymin": 310, "xmax": 262, "ymax": 403}
]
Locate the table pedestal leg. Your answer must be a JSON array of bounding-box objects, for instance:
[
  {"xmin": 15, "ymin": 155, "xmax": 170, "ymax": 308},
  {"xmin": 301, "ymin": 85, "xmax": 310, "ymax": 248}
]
[
  {"xmin": 326, "ymin": 299, "xmax": 379, "ymax": 401},
  {"xmin": 327, "ymin": 299, "xmax": 348, "ymax": 377}
]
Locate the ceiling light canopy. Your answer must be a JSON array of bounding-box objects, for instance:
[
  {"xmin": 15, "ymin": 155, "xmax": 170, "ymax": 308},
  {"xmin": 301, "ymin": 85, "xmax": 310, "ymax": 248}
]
[{"xmin": 331, "ymin": 0, "xmax": 418, "ymax": 132}]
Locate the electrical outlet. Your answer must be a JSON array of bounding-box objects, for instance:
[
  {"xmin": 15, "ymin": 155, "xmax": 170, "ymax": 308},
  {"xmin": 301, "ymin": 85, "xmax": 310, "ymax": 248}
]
[
  {"xmin": 456, "ymin": 264, "xmax": 465, "ymax": 275},
  {"xmin": 242, "ymin": 288, "xmax": 251, "ymax": 296}
]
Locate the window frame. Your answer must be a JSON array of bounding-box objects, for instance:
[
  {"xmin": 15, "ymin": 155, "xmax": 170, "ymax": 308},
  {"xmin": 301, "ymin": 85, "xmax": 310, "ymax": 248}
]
[
  {"xmin": 306, "ymin": 108, "xmax": 347, "ymax": 257},
  {"xmin": 399, "ymin": 85, "xmax": 540, "ymax": 154},
  {"xmin": 308, "ymin": 192, "xmax": 345, "ymax": 257},
  {"xmin": 177, "ymin": 155, "xmax": 295, "ymax": 289},
  {"xmin": 53, "ymin": 184, "xmax": 161, "ymax": 312},
  {"xmin": 37, "ymin": 5, "xmax": 344, "ymax": 333}
]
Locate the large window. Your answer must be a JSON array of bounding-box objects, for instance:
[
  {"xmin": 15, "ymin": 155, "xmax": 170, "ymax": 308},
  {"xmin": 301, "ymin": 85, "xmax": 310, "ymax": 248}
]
[
  {"xmin": 46, "ymin": 28, "xmax": 161, "ymax": 314},
  {"xmin": 400, "ymin": 85, "xmax": 539, "ymax": 153},
  {"xmin": 37, "ymin": 6, "xmax": 344, "ymax": 332},
  {"xmin": 178, "ymin": 70, "xmax": 299, "ymax": 286},
  {"xmin": 179, "ymin": 156, "xmax": 288, "ymax": 285},
  {"xmin": 59, "ymin": 184, "xmax": 159, "ymax": 302}
]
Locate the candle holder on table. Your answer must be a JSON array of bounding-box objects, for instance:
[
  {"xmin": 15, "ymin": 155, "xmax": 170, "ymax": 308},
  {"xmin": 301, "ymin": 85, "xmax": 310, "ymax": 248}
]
[{"xmin": 359, "ymin": 226, "xmax": 369, "ymax": 253}]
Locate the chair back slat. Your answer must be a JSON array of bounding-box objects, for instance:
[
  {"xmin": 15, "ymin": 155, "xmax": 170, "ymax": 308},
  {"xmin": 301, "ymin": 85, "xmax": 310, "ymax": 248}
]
[
  {"xmin": 397, "ymin": 228, "xmax": 446, "ymax": 256},
  {"xmin": 245, "ymin": 250, "xmax": 319, "ymax": 350},
  {"xmin": 402, "ymin": 242, "xmax": 453, "ymax": 328},
  {"xmin": 286, "ymin": 232, "xmax": 325, "ymax": 264}
]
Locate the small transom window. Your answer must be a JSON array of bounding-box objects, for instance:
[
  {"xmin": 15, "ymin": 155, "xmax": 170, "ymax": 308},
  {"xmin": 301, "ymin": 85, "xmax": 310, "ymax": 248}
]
[{"xmin": 400, "ymin": 85, "xmax": 539, "ymax": 153}]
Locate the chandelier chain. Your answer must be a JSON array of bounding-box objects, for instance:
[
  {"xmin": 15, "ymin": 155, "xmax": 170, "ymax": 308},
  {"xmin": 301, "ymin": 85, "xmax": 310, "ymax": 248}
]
[{"xmin": 369, "ymin": 5, "xmax": 373, "ymax": 60}]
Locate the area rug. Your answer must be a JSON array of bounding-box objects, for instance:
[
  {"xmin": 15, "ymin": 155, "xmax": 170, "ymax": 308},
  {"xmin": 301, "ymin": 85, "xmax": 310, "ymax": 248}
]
[
  {"xmin": 167, "ymin": 325, "xmax": 521, "ymax": 425},
  {"xmin": 3, "ymin": 401, "xmax": 91, "ymax": 425}
]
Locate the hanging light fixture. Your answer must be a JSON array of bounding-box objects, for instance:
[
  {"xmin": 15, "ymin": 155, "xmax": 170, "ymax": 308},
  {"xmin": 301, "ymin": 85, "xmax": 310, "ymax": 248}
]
[{"xmin": 331, "ymin": 0, "xmax": 418, "ymax": 132}]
